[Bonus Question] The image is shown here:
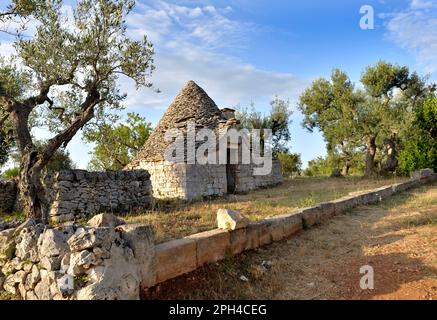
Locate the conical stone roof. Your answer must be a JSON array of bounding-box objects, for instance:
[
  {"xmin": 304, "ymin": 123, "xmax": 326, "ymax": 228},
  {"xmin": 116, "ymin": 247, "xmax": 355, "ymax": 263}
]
[{"xmin": 131, "ymin": 80, "xmax": 228, "ymax": 163}]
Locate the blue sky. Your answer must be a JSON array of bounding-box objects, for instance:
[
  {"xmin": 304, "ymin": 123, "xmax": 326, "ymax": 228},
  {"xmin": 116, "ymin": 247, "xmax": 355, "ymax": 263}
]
[{"xmin": 1, "ymin": 0, "xmax": 437, "ymax": 169}]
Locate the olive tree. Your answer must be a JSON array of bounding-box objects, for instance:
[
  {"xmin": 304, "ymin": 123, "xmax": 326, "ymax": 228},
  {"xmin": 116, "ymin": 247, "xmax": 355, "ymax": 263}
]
[
  {"xmin": 299, "ymin": 62, "xmax": 429, "ymax": 176},
  {"xmin": 0, "ymin": 0, "xmax": 154, "ymax": 222}
]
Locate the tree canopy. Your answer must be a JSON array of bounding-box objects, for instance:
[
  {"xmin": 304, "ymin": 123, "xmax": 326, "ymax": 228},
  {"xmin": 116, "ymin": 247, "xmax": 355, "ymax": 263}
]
[
  {"xmin": 85, "ymin": 112, "xmax": 152, "ymax": 171},
  {"xmin": 299, "ymin": 61, "xmax": 432, "ymax": 176},
  {"xmin": 398, "ymin": 96, "xmax": 437, "ymax": 174},
  {"xmin": 237, "ymin": 96, "xmax": 293, "ymax": 156}
]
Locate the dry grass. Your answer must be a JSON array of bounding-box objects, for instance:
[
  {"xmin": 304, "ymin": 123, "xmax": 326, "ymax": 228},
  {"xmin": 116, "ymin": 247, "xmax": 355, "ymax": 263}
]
[
  {"xmin": 144, "ymin": 181, "xmax": 437, "ymax": 300},
  {"xmin": 124, "ymin": 176, "xmax": 407, "ymax": 243}
]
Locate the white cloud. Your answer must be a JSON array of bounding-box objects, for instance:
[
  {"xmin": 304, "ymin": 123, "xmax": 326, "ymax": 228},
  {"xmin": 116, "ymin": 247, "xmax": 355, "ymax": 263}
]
[
  {"xmin": 410, "ymin": 0, "xmax": 433, "ymax": 9},
  {"xmin": 129, "ymin": 0, "xmax": 253, "ymax": 50},
  {"xmin": 383, "ymin": 0, "xmax": 437, "ymax": 74},
  {"xmin": 123, "ymin": 0, "xmax": 308, "ymax": 113},
  {"xmin": 121, "ymin": 47, "xmax": 308, "ymax": 113}
]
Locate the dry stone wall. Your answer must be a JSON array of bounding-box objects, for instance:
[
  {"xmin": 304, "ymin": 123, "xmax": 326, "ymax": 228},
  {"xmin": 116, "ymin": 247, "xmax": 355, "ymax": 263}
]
[
  {"xmin": 0, "ymin": 215, "xmax": 154, "ymax": 300},
  {"xmin": 0, "ymin": 180, "xmax": 17, "ymax": 213},
  {"xmin": 48, "ymin": 170, "xmax": 152, "ymax": 223}
]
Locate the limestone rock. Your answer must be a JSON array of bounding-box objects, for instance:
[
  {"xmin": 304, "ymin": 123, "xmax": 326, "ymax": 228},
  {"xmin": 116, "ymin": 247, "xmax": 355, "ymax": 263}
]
[
  {"xmin": 67, "ymin": 227, "xmax": 114, "ymax": 252},
  {"xmin": 34, "ymin": 269, "xmax": 53, "ymax": 300},
  {"xmin": 34, "ymin": 279, "xmax": 51, "ymax": 300},
  {"xmin": 93, "ymin": 246, "xmax": 111, "ymax": 260},
  {"xmin": 15, "ymin": 224, "xmax": 43, "ymax": 262},
  {"xmin": 86, "ymin": 266, "xmax": 105, "ymax": 284},
  {"xmin": 25, "ymin": 265, "xmax": 40, "ymax": 290},
  {"xmin": 38, "ymin": 229, "xmax": 69, "ymax": 258},
  {"xmin": 60, "ymin": 253, "xmax": 70, "ymax": 274},
  {"xmin": 87, "ymin": 213, "xmax": 126, "ymax": 229},
  {"xmin": 0, "ymin": 228, "xmax": 16, "ymax": 262},
  {"xmin": 68, "ymin": 250, "xmax": 97, "ymax": 276},
  {"xmin": 18, "ymin": 282, "xmax": 26, "ymax": 299},
  {"xmin": 3, "ymin": 274, "xmax": 17, "ymax": 295},
  {"xmin": 23, "ymin": 261, "xmax": 33, "ymax": 273},
  {"xmin": 76, "ymin": 283, "xmax": 118, "ymax": 300},
  {"xmin": 26, "ymin": 290, "xmax": 38, "ymax": 300},
  {"xmin": 13, "ymin": 219, "xmax": 37, "ymax": 237},
  {"xmin": 3, "ymin": 270, "xmax": 27, "ymax": 295},
  {"xmin": 10, "ymin": 257, "xmax": 24, "ymax": 271},
  {"xmin": 116, "ymin": 224, "xmax": 155, "ymax": 287},
  {"xmin": 40, "ymin": 256, "xmax": 62, "ymax": 271},
  {"xmin": 1, "ymin": 261, "xmax": 15, "ymax": 275},
  {"xmin": 57, "ymin": 274, "xmax": 74, "ymax": 297},
  {"xmin": 217, "ymin": 209, "xmax": 250, "ymax": 230},
  {"xmin": 76, "ymin": 239, "xmax": 141, "ymax": 300}
]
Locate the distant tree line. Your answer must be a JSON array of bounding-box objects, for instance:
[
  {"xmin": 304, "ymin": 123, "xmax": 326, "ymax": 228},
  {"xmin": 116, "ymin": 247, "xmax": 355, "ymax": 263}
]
[
  {"xmin": 299, "ymin": 61, "xmax": 436, "ymax": 177},
  {"xmin": 236, "ymin": 96, "xmax": 302, "ymax": 176}
]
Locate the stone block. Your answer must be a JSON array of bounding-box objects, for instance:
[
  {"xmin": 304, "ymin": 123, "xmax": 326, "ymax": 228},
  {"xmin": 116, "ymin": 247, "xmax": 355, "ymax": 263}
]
[
  {"xmin": 185, "ymin": 229, "xmax": 230, "ymax": 266},
  {"xmin": 154, "ymin": 238, "xmax": 197, "ymax": 284},
  {"xmin": 87, "ymin": 213, "xmax": 126, "ymax": 229},
  {"xmin": 217, "ymin": 209, "xmax": 250, "ymax": 230},
  {"xmin": 245, "ymin": 223, "xmax": 261, "ymax": 250},
  {"xmin": 331, "ymin": 196, "xmax": 356, "ymax": 214},
  {"xmin": 359, "ymin": 191, "xmax": 379, "ymax": 205},
  {"xmin": 301, "ymin": 205, "xmax": 322, "ymax": 228},
  {"xmin": 256, "ymin": 220, "xmax": 273, "ymax": 246},
  {"xmin": 374, "ymin": 186, "xmax": 394, "ymax": 199},
  {"xmin": 318, "ymin": 202, "xmax": 335, "ymax": 221},
  {"xmin": 271, "ymin": 211, "xmax": 303, "ymax": 238},
  {"xmin": 117, "ymin": 224, "xmax": 155, "ymax": 288},
  {"xmin": 228, "ymin": 228, "xmax": 247, "ymax": 255}
]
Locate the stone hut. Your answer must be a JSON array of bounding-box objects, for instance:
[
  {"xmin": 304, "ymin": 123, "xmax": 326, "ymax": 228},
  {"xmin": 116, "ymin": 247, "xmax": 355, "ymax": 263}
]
[{"xmin": 126, "ymin": 80, "xmax": 282, "ymax": 200}]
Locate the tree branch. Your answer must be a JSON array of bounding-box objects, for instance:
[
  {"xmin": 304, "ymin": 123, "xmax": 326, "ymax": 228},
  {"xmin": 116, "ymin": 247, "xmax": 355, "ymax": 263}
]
[{"xmin": 37, "ymin": 89, "xmax": 101, "ymax": 168}]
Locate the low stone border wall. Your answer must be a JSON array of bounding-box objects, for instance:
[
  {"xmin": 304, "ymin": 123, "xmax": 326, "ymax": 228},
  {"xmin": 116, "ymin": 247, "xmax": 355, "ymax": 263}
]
[
  {"xmin": 1, "ymin": 173, "xmax": 435, "ymax": 300},
  {"xmin": 152, "ymin": 174, "xmax": 436, "ymax": 287}
]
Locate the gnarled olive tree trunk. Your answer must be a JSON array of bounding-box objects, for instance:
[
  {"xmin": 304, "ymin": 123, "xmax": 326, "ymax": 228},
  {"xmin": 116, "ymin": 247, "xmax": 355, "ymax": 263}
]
[
  {"xmin": 342, "ymin": 163, "xmax": 351, "ymax": 176},
  {"xmin": 19, "ymin": 149, "xmax": 49, "ymax": 222},
  {"xmin": 5, "ymin": 98, "xmax": 48, "ymax": 221},
  {"xmin": 380, "ymin": 138, "xmax": 398, "ymax": 175},
  {"xmin": 365, "ymin": 136, "xmax": 377, "ymax": 177}
]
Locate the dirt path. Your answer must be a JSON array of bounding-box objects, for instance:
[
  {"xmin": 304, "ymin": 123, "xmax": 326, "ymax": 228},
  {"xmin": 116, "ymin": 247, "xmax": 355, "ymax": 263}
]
[{"xmin": 144, "ymin": 182, "xmax": 437, "ymax": 300}]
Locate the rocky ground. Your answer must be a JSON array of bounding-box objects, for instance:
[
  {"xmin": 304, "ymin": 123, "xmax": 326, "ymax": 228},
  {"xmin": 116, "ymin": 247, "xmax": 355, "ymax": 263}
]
[{"xmin": 144, "ymin": 181, "xmax": 437, "ymax": 300}]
